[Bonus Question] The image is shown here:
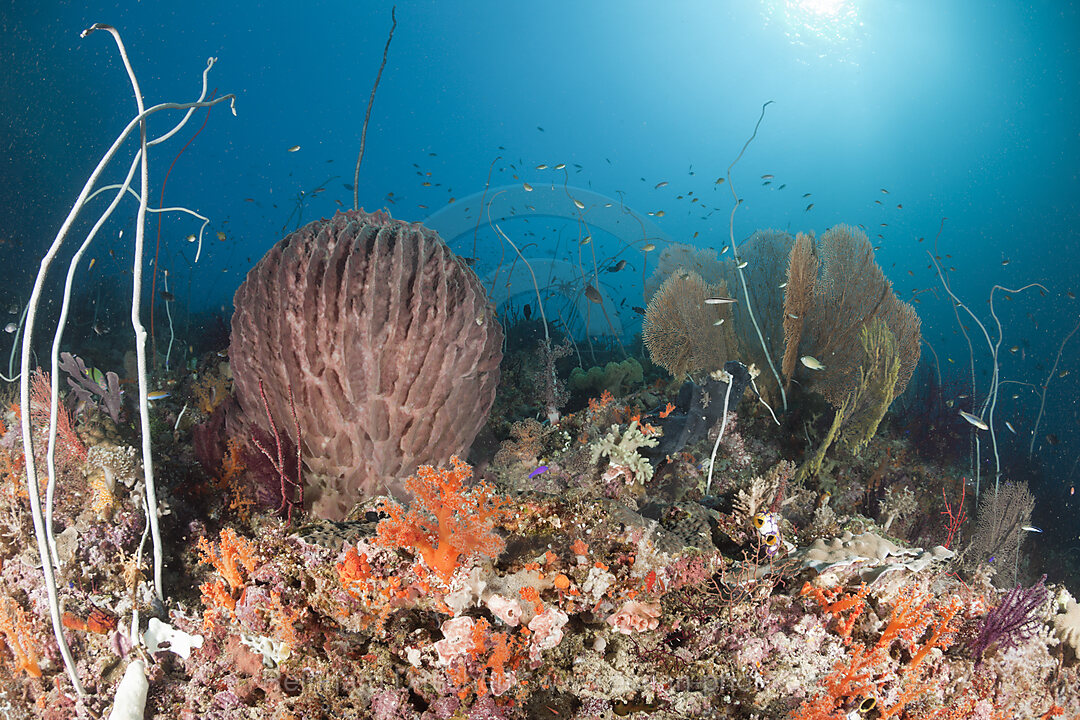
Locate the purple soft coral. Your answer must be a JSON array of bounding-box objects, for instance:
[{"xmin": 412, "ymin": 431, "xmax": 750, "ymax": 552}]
[{"xmin": 968, "ymin": 574, "xmax": 1048, "ymax": 662}]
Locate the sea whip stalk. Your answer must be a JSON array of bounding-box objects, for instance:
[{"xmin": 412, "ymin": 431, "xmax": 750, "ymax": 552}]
[{"xmin": 19, "ymin": 24, "xmax": 235, "ymax": 696}]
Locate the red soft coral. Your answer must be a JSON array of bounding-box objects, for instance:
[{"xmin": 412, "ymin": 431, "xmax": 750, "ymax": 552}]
[{"xmin": 376, "ymin": 456, "xmax": 504, "ymax": 582}]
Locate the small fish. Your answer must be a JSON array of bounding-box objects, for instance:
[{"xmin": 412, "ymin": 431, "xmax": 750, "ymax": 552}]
[
  {"xmin": 1010, "ymin": 346, "xmax": 1019, "ymax": 353},
  {"xmin": 584, "ymin": 285, "xmax": 603, "ymax": 304},
  {"xmin": 761, "ymin": 174, "xmax": 774, "ymax": 180},
  {"xmin": 1021, "ymin": 525, "xmax": 1042, "ymax": 533},
  {"xmin": 802, "ymin": 193, "xmax": 811, "ymax": 198},
  {"xmin": 779, "ymin": 282, "xmax": 787, "ymax": 288},
  {"xmin": 185, "ymin": 234, "xmax": 196, "ymax": 243},
  {"xmin": 573, "ymin": 198, "xmax": 585, "ymax": 210},
  {"xmin": 762, "ymin": 180, "xmax": 772, "ymax": 186},
  {"xmin": 555, "ymin": 163, "xmax": 566, "ymax": 170},
  {"xmin": 896, "ymin": 204, "xmax": 903, "ymax": 209},
  {"xmin": 147, "ymin": 390, "xmax": 171, "ymax": 401},
  {"xmin": 4, "ymin": 322, "xmax": 15, "ymax": 333},
  {"xmin": 535, "ymin": 164, "xmax": 548, "ymax": 170},
  {"xmin": 704, "ymin": 296, "xmax": 737, "ymax": 305},
  {"xmin": 654, "ymin": 181, "xmax": 668, "ymax": 189},
  {"xmin": 1047, "ymin": 433, "xmax": 1059, "ymax": 445},
  {"xmin": 537, "ymin": 126, "xmax": 545, "ymax": 132},
  {"xmin": 642, "ymin": 243, "xmax": 656, "ymax": 252},
  {"xmin": 880, "ymin": 188, "xmax": 889, "ymax": 194},
  {"xmin": 1005, "ymin": 421, "xmax": 1017, "ymax": 434},
  {"xmin": 528, "ymin": 465, "xmax": 549, "ymax": 478},
  {"xmin": 88, "ymin": 258, "xmax": 96, "ymax": 271},
  {"xmin": 217, "ymin": 231, "xmax": 226, "ymax": 242},
  {"xmin": 778, "ymin": 184, "xmax": 786, "ymax": 190},
  {"xmin": 714, "ymin": 177, "xmax": 725, "ymax": 184},
  {"xmin": 805, "ymin": 203, "xmax": 814, "ymax": 211},
  {"xmin": 160, "ymin": 290, "xmax": 175, "ymax": 302},
  {"xmin": 713, "ymin": 318, "xmax": 726, "ymax": 326},
  {"xmin": 786, "ymin": 314, "xmax": 799, "ymax": 319},
  {"xmin": 959, "ymin": 410, "xmax": 988, "ymax": 430},
  {"xmin": 1060, "ymin": 369, "xmax": 1069, "ymax": 378},
  {"xmin": 1068, "ymin": 291, "xmax": 1076, "ymax": 299},
  {"xmin": 632, "ymin": 306, "xmax": 646, "ymax": 316},
  {"xmin": 607, "ymin": 260, "xmax": 627, "ymax": 272},
  {"xmin": 800, "ymin": 356, "xmax": 825, "ymax": 370},
  {"xmin": 287, "ymin": 145, "xmax": 300, "ymax": 152},
  {"xmin": 523, "ymin": 182, "xmax": 533, "ymax": 192},
  {"xmin": 721, "ymin": 246, "xmax": 729, "ymax": 255},
  {"xmin": 580, "ymin": 235, "xmax": 592, "ymax": 245},
  {"xmin": 654, "ymin": 210, "xmax": 665, "ymax": 217},
  {"xmin": 737, "ymin": 260, "xmax": 748, "ymax": 269}
]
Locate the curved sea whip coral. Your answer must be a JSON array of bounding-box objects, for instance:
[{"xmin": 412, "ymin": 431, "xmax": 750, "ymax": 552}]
[{"xmin": 230, "ymin": 209, "xmax": 503, "ymax": 519}]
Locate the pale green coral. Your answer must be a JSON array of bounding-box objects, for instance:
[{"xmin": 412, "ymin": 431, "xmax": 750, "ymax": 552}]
[
  {"xmin": 569, "ymin": 358, "xmax": 643, "ymax": 397},
  {"xmin": 590, "ymin": 420, "xmax": 659, "ymax": 485}
]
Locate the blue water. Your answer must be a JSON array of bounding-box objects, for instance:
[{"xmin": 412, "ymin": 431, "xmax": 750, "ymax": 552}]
[{"xmin": 2, "ymin": 2, "xmax": 1078, "ymax": 533}]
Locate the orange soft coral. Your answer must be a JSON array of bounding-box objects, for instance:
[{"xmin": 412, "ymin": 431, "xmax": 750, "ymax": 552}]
[
  {"xmin": 0, "ymin": 597, "xmax": 42, "ymax": 678},
  {"xmin": 196, "ymin": 528, "xmax": 260, "ymax": 627},
  {"xmin": 376, "ymin": 456, "xmax": 504, "ymax": 582}
]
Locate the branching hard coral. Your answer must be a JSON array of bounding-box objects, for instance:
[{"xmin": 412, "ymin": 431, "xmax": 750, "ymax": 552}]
[
  {"xmin": 375, "ymin": 456, "xmax": 505, "ymax": 582},
  {"xmin": 590, "ymin": 421, "xmax": 659, "ymax": 486}
]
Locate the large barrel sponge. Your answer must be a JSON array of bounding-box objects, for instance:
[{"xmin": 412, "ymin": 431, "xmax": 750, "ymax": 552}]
[{"xmin": 230, "ymin": 209, "xmax": 503, "ymax": 520}]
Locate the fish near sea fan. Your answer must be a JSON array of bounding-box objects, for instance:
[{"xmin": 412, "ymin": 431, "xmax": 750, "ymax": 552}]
[{"xmin": 229, "ymin": 209, "xmax": 503, "ymax": 520}]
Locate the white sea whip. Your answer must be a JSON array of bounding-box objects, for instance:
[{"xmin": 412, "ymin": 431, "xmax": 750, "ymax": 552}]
[{"xmin": 19, "ymin": 23, "xmax": 234, "ymax": 696}]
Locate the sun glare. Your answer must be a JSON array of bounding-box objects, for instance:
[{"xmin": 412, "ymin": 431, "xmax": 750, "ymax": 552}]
[
  {"xmin": 762, "ymin": 0, "xmax": 863, "ymax": 63},
  {"xmin": 793, "ymin": 0, "xmax": 848, "ymax": 17}
]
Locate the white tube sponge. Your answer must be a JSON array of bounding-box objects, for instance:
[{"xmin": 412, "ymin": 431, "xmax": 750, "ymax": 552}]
[{"xmin": 108, "ymin": 659, "xmax": 148, "ymax": 720}]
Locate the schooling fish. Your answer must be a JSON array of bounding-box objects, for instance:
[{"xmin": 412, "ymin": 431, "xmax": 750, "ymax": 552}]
[
  {"xmin": 607, "ymin": 260, "xmax": 627, "ymax": 272},
  {"xmin": 805, "ymin": 203, "xmax": 814, "ymax": 211},
  {"xmin": 287, "ymin": 145, "xmax": 300, "ymax": 152},
  {"xmin": 584, "ymin": 285, "xmax": 603, "ymax": 304},
  {"xmin": 704, "ymin": 296, "xmax": 737, "ymax": 305}
]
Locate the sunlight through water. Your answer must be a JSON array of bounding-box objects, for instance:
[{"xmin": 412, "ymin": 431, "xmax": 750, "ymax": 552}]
[{"xmin": 762, "ymin": 0, "xmax": 864, "ymax": 64}]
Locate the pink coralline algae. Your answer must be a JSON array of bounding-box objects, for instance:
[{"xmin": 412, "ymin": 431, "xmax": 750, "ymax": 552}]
[
  {"xmin": 605, "ymin": 599, "xmax": 662, "ymax": 634},
  {"xmin": 230, "ymin": 209, "xmax": 503, "ymax": 519}
]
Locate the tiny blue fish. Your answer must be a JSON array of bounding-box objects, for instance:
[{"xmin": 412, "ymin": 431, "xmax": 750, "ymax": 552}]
[{"xmin": 528, "ymin": 465, "xmax": 549, "ymax": 479}]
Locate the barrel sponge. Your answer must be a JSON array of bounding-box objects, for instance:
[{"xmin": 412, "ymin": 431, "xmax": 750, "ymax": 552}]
[{"xmin": 230, "ymin": 209, "xmax": 503, "ymax": 520}]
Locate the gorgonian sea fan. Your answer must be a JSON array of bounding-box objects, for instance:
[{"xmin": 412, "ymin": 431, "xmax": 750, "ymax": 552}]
[{"xmin": 230, "ymin": 209, "xmax": 503, "ymax": 520}]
